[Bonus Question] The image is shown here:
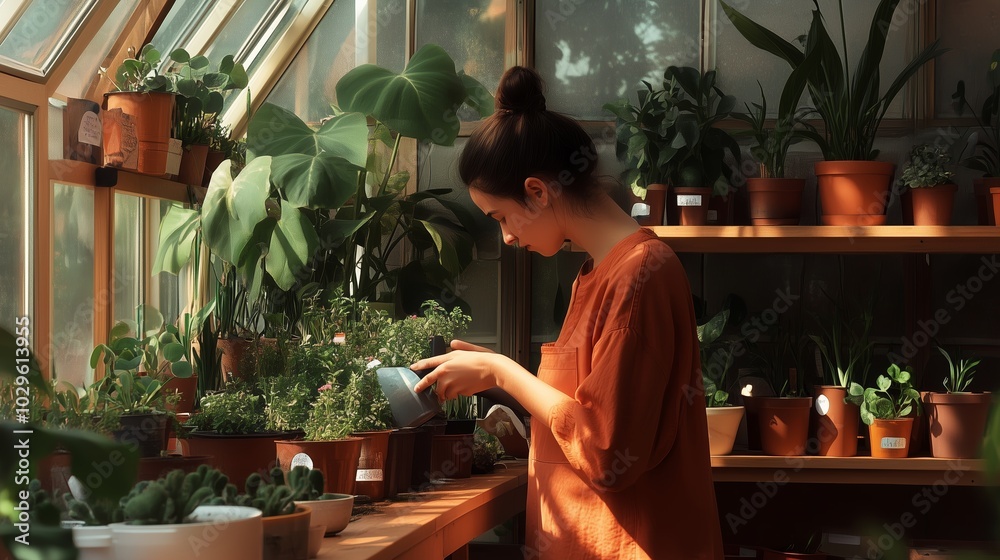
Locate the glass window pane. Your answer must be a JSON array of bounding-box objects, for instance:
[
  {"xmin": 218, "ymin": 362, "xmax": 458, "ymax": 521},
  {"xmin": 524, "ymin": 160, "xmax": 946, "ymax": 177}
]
[
  {"xmin": 0, "ymin": 105, "xmax": 31, "ymax": 334},
  {"xmin": 416, "ymin": 0, "xmax": 506, "ymax": 121},
  {"xmin": 712, "ymin": 0, "xmax": 911, "ymax": 119},
  {"xmin": 0, "ymin": 0, "xmax": 99, "ymax": 75},
  {"xmin": 266, "ymin": 0, "xmax": 407, "ymax": 123},
  {"xmin": 534, "ymin": 0, "xmax": 700, "ymax": 120},
  {"xmin": 55, "ymin": 0, "xmax": 141, "ymax": 98},
  {"xmin": 149, "ymin": 0, "xmax": 215, "ymax": 59},
  {"xmin": 114, "ymin": 193, "xmax": 142, "ymax": 325},
  {"xmin": 151, "ymin": 200, "xmax": 192, "ymax": 326},
  {"xmin": 934, "ymin": 0, "xmax": 996, "ymax": 118},
  {"xmin": 203, "ymin": 0, "xmax": 309, "ymax": 77},
  {"xmin": 52, "ymin": 184, "xmax": 95, "ymax": 387},
  {"xmin": 456, "ymin": 259, "xmax": 499, "ymax": 343}
]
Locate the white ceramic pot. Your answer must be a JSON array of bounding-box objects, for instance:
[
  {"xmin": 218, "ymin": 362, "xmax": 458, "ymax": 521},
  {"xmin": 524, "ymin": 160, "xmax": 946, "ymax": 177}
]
[
  {"xmin": 706, "ymin": 406, "xmax": 745, "ymax": 455},
  {"xmin": 295, "ymin": 494, "xmax": 354, "ymax": 535},
  {"xmin": 72, "ymin": 525, "xmax": 113, "ymax": 560},
  {"xmin": 110, "ymin": 505, "xmax": 263, "ymax": 560}
]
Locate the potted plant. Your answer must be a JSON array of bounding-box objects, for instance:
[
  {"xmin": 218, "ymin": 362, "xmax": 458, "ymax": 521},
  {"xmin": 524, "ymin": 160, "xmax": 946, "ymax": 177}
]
[
  {"xmin": 847, "ymin": 364, "xmax": 922, "ymax": 458},
  {"xmin": 101, "ymin": 44, "xmax": 176, "ymax": 176},
  {"xmin": 745, "ymin": 325, "xmax": 812, "ymax": 456},
  {"xmin": 951, "ymin": 48, "xmax": 1000, "ymax": 225},
  {"xmin": 232, "ymin": 469, "xmax": 312, "ymax": 560},
  {"xmin": 923, "ymin": 347, "xmax": 993, "ymax": 459},
  {"xmin": 897, "ymin": 145, "xmax": 957, "ymax": 226},
  {"xmin": 698, "ymin": 307, "xmax": 744, "ymax": 456},
  {"xmin": 808, "ymin": 286, "xmax": 877, "ymax": 457},
  {"xmin": 471, "ymin": 427, "xmax": 505, "ymax": 475},
  {"xmin": 722, "ymin": 0, "xmax": 946, "ymax": 225},
  {"xmin": 110, "ymin": 467, "xmax": 263, "ymax": 560},
  {"xmin": 734, "ymin": 83, "xmax": 815, "ymax": 225},
  {"xmin": 282, "ymin": 466, "xmax": 354, "ymax": 537}
]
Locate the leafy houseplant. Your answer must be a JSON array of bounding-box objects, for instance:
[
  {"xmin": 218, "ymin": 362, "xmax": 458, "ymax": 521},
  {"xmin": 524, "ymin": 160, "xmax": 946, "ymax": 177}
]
[
  {"xmin": 898, "ymin": 144, "xmax": 957, "ymax": 226},
  {"xmin": 951, "ymin": 50, "xmax": 1000, "ymax": 225},
  {"xmin": 721, "ymin": 0, "xmax": 947, "ymax": 225},
  {"xmin": 847, "ymin": 364, "xmax": 920, "ymax": 458},
  {"xmin": 923, "ymin": 347, "xmax": 993, "ymax": 459},
  {"xmin": 472, "ymin": 426, "xmax": 504, "ymax": 474},
  {"xmin": 697, "ymin": 305, "xmax": 747, "ymax": 456}
]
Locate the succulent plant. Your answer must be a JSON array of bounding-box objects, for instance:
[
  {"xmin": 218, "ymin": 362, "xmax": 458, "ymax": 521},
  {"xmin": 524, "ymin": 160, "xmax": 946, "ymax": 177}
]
[{"xmin": 120, "ymin": 465, "xmax": 231, "ymax": 525}]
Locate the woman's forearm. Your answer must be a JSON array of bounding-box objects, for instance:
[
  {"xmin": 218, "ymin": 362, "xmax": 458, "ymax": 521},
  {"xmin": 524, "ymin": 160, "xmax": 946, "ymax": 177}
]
[{"xmin": 494, "ymin": 361, "xmax": 574, "ymax": 431}]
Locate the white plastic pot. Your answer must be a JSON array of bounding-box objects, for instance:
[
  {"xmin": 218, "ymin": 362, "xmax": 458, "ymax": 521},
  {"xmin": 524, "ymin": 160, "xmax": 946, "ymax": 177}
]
[
  {"xmin": 72, "ymin": 525, "xmax": 113, "ymax": 560},
  {"xmin": 295, "ymin": 494, "xmax": 354, "ymax": 535},
  {"xmin": 110, "ymin": 505, "xmax": 263, "ymax": 560}
]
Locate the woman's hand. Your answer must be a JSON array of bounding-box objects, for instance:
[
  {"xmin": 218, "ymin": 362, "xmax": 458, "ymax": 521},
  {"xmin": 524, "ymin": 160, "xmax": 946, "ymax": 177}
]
[{"xmin": 411, "ymin": 339, "xmax": 507, "ymax": 400}]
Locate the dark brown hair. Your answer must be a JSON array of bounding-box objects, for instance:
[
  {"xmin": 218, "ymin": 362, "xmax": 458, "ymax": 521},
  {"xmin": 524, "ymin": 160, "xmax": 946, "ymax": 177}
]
[{"xmin": 459, "ymin": 66, "xmax": 599, "ymax": 206}]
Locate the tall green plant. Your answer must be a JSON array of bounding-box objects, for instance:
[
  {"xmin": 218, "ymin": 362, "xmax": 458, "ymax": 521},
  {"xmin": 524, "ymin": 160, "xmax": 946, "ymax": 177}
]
[
  {"xmin": 952, "ymin": 49, "xmax": 1000, "ymax": 177},
  {"xmin": 721, "ymin": 0, "xmax": 946, "ymax": 161},
  {"xmin": 733, "ymin": 82, "xmax": 816, "ymax": 178},
  {"xmin": 809, "ymin": 273, "xmax": 877, "ymax": 388}
]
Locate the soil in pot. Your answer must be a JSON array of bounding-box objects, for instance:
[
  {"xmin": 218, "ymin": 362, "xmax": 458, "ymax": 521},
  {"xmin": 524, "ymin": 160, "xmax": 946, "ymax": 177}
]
[
  {"xmin": 351, "ymin": 430, "xmax": 393, "ymax": 501},
  {"xmin": 429, "ymin": 434, "xmax": 474, "ymax": 479},
  {"xmin": 747, "ymin": 178, "xmax": 805, "ymax": 225},
  {"xmin": 924, "ymin": 392, "xmax": 993, "ymax": 459},
  {"xmin": 869, "ymin": 418, "xmax": 914, "ymax": 458},
  {"xmin": 757, "ymin": 397, "xmax": 812, "ymax": 456},
  {"xmin": 910, "ymin": 184, "xmax": 957, "ymax": 226},
  {"xmin": 262, "ymin": 506, "xmax": 311, "ymax": 560},
  {"xmin": 177, "ymin": 144, "xmax": 209, "ymax": 185},
  {"xmin": 815, "ymin": 161, "xmax": 894, "ymax": 225},
  {"xmin": 385, "ymin": 428, "xmax": 417, "ymax": 497},
  {"xmin": 630, "ymin": 183, "xmax": 667, "ymax": 226},
  {"xmin": 706, "ymin": 406, "xmax": 744, "ymax": 455},
  {"xmin": 974, "ymin": 178, "xmax": 1000, "ymax": 225},
  {"xmin": 668, "ymin": 187, "xmax": 712, "ymax": 225},
  {"xmin": 275, "ymin": 438, "xmax": 363, "ymax": 495},
  {"xmin": 812, "ymin": 386, "xmax": 860, "ymax": 457},
  {"xmin": 114, "ymin": 412, "xmax": 169, "ymax": 458}
]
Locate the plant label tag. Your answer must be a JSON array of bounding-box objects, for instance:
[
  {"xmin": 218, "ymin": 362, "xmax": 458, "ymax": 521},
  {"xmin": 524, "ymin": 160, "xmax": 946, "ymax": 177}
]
[
  {"xmin": 815, "ymin": 394, "xmax": 830, "ymax": 416},
  {"xmin": 677, "ymin": 195, "xmax": 702, "ymax": 207},
  {"xmin": 356, "ymin": 469, "xmax": 383, "ymax": 481},
  {"xmin": 707, "ymin": 210, "xmax": 718, "ymax": 221},
  {"xmin": 880, "ymin": 437, "xmax": 906, "ymax": 449},
  {"xmin": 291, "ymin": 453, "xmax": 314, "ymax": 470},
  {"xmin": 79, "ymin": 111, "xmax": 102, "ymax": 146}
]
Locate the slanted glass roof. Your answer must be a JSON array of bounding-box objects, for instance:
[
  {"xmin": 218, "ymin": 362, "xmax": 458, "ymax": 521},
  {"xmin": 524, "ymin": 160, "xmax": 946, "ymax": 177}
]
[{"xmin": 0, "ymin": 0, "xmax": 99, "ymax": 77}]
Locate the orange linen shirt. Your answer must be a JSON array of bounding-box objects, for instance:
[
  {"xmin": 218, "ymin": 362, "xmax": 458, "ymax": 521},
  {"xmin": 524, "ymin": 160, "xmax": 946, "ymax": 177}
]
[{"xmin": 525, "ymin": 228, "xmax": 723, "ymax": 560}]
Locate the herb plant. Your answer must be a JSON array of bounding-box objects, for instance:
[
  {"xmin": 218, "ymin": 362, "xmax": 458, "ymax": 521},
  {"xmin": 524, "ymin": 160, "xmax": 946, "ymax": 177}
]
[
  {"xmin": 898, "ymin": 145, "xmax": 954, "ymax": 189},
  {"xmin": 846, "ymin": 364, "xmax": 921, "ymax": 426},
  {"xmin": 938, "ymin": 346, "xmax": 979, "ymax": 393}
]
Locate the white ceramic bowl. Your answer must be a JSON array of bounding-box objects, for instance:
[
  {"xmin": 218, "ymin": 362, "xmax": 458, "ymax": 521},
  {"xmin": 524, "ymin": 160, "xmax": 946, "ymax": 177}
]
[{"xmin": 295, "ymin": 494, "xmax": 354, "ymax": 535}]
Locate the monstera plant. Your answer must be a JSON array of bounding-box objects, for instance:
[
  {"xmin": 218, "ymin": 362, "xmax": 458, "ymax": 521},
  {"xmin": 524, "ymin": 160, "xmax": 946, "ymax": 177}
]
[{"xmin": 154, "ymin": 44, "xmax": 492, "ymax": 320}]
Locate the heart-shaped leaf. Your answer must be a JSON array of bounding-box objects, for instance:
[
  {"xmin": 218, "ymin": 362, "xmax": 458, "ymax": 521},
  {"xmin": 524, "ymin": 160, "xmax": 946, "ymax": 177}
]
[
  {"xmin": 247, "ymin": 104, "xmax": 367, "ymax": 168},
  {"xmin": 458, "ymin": 71, "xmax": 495, "ymax": 118},
  {"xmin": 202, "ymin": 158, "xmax": 272, "ymax": 265},
  {"xmin": 270, "ymin": 153, "xmax": 362, "ymax": 209},
  {"xmin": 153, "ymin": 205, "xmax": 200, "ymax": 275},
  {"xmin": 336, "ymin": 44, "xmax": 467, "ymax": 145},
  {"xmin": 266, "ymin": 200, "xmax": 320, "ymax": 290}
]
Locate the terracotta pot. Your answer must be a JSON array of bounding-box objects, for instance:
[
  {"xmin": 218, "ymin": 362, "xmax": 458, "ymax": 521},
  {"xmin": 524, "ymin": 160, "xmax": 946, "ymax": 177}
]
[
  {"xmin": 429, "ymin": 433, "xmax": 474, "ymax": 479},
  {"xmin": 409, "ymin": 425, "xmax": 435, "ymax": 491},
  {"xmin": 217, "ymin": 337, "xmax": 252, "ymax": 383},
  {"xmin": 185, "ymin": 431, "xmax": 294, "ymax": 491},
  {"xmin": 631, "ymin": 183, "xmax": 667, "ymax": 226},
  {"xmin": 757, "ymin": 397, "xmax": 812, "ymax": 456},
  {"xmin": 275, "ymin": 438, "xmax": 364, "ymax": 495},
  {"xmin": 741, "ymin": 395, "xmax": 763, "ymax": 451},
  {"xmin": 974, "ymin": 178, "xmax": 1000, "ymax": 225},
  {"xmin": 36, "ymin": 450, "xmax": 73, "ymax": 497},
  {"xmin": 747, "ymin": 178, "xmax": 805, "ymax": 225},
  {"xmin": 669, "ymin": 186, "xmax": 713, "ymax": 225},
  {"xmin": 114, "ymin": 412, "xmax": 169, "ymax": 458},
  {"xmin": 385, "ymin": 428, "xmax": 417, "ymax": 497},
  {"xmin": 908, "ymin": 184, "xmax": 957, "ymax": 226},
  {"xmin": 351, "ymin": 430, "xmax": 393, "ymax": 501},
  {"xmin": 262, "ymin": 505, "xmax": 311, "ymax": 560},
  {"xmin": 203, "ymin": 149, "xmax": 227, "ymax": 187},
  {"xmin": 104, "ymin": 91, "xmax": 175, "ymax": 176},
  {"xmin": 164, "ymin": 374, "xmax": 198, "ymax": 413},
  {"xmin": 177, "ymin": 143, "xmax": 209, "ymax": 185},
  {"xmin": 815, "ymin": 161, "xmax": 895, "ymax": 225},
  {"xmin": 706, "ymin": 406, "xmax": 744, "ymax": 455},
  {"xmin": 706, "ymin": 193, "xmax": 735, "ymax": 225},
  {"xmin": 137, "ymin": 454, "xmax": 212, "ymax": 482},
  {"xmin": 924, "ymin": 392, "xmax": 993, "ymax": 459},
  {"xmin": 812, "ymin": 386, "xmax": 860, "ymax": 457},
  {"xmin": 762, "ymin": 550, "xmax": 828, "ymax": 560},
  {"xmin": 869, "ymin": 418, "xmax": 913, "ymax": 458}
]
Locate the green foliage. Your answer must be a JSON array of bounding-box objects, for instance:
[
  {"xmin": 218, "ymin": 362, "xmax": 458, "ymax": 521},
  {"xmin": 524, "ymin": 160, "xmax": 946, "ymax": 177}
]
[
  {"xmin": 120, "ymin": 466, "xmax": 230, "ymax": 525},
  {"xmin": 232, "ymin": 469, "xmax": 296, "ymax": 517},
  {"xmin": 898, "ymin": 145, "xmax": 954, "ymax": 189},
  {"xmin": 721, "ymin": 0, "xmax": 946, "ymax": 161},
  {"xmin": 938, "ymin": 346, "xmax": 979, "ymax": 393},
  {"xmin": 697, "ymin": 297, "xmax": 746, "ymax": 407},
  {"xmin": 263, "ymin": 373, "xmax": 317, "ymax": 432},
  {"xmin": 749, "ymin": 323, "xmax": 808, "ymax": 398},
  {"xmin": 472, "ymin": 426, "xmax": 504, "ymax": 473},
  {"xmin": 952, "ymin": 49, "xmax": 1000, "ymax": 176},
  {"xmin": 165, "ymin": 49, "xmax": 248, "ymax": 147},
  {"xmin": 302, "ymin": 385, "xmax": 350, "ymax": 441},
  {"xmin": 283, "ymin": 466, "xmax": 336, "ymax": 501},
  {"xmin": 444, "ymin": 395, "xmax": 476, "ymax": 420},
  {"xmin": 846, "ymin": 364, "xmax": 921, "ymax": 426},
  {"xmin": 809, "ymin": 275, "xmax": 877, "ymax": 388},
  {"xmin": 186, "ymin": 382, "xmax": 267, "ymax": 434},
  {"xmin": 733, "ymin": 82, "xmax": 815, "ymax": 178},
  {"xmin": 605, "ymin": 66, "xmax": 741, "ymax": 197},
  {"xmin": 106, "ymin": 44, "xmax": 169, "ymax": 92}
]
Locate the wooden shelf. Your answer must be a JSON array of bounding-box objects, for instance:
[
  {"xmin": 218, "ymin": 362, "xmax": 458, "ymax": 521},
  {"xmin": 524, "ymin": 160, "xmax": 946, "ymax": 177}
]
[
  {"xmin": 49, "ymin": 159, "xmax": 193, "ymax": 202},
  {"xmin": 645, "ymin": 226, "xmax": 1000, "ymax": 253},
  {"xmin": 711, "ymin": 455, "xmax": 986, "ymax": 486},
  {"xmin": 319, "ymin": 461, "xmax": 528, "ymax": 560}
]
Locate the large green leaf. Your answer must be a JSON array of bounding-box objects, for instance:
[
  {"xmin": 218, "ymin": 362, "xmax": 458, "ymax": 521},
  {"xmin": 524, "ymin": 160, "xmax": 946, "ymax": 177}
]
[
  {"xmin": 459, "ymin": 71, "xmax": 495, "ymax": 119},
  {"xmin": 697, "ymin": 309, "xmax": 730, "ymax": 348},
  {"xmin": 247, "ymin": 104, "xmax": 368, "ymax": 168},
  {"xmin": 321, "ymin": 216, "xmax": 372, "ymax": 246},
  {"xmin": 850, "ymin": 0, "xmax": 901, "ymax": 117},
  {"xmin": 152, "ymin": 205, "xmax": 200, "ymax": 275},
  {"xmin": 270, "ymin": 153, "xmax": 362, "ymax": 209},
  {"xmin": 266, "ymin": 200, "xmax": 320, "ymax": 290},
  {"xmin": 202, "ymin": 158, "xmax": 272, "ymax": 265},
  {"xmin": 336, "ymin": 44, "xmax": 467, "ymax": 145},
  {"xmin": 719, "ymin": 1, "xmax": 805, "ymax": 68},
  {"xmin": 414, "ymin": 219, "xmax": 462, "ymax": 276}
]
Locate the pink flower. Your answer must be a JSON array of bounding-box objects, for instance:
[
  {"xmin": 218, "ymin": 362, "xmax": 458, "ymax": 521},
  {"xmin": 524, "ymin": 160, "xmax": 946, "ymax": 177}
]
[{"xmin": 318, "ymin": 383, "xmax": 332, "ymax": 392}]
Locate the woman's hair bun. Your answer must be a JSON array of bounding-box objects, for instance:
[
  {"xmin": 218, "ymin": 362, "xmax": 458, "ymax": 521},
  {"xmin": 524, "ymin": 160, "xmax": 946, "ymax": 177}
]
[{"xmin": 495, "ymin": 66, "xmax": 546, "ymax": 114}]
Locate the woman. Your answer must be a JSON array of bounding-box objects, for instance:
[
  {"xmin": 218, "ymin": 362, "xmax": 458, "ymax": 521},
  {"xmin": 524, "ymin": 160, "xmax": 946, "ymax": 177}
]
[{"xmin": 412, "ymin": 66, "xmax": 723, "ymax": 559}]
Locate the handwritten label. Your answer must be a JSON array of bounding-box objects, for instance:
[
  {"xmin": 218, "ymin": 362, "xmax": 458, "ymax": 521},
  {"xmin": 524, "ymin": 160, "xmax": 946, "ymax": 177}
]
[
  {"xmin": 676, "ymin": 194, "xmax": 702, "ymax": 207},
  {"xmin": 290, "ymin": 453, "xmax": 314, "ymax": 470},
  {"xmin": 356, "ymin": 468, "xmax": 383, "ymax": 482},
  {"xmin": 880, "ymin": 437, "xmax": 906, "ymax": 449},
  {"xmin": 79, "ymin": 111, "xmax": 102, "ymax": 146},
  {"xmin": 815, "ymin": 394, "xmax": 830, "ymax": 416}
]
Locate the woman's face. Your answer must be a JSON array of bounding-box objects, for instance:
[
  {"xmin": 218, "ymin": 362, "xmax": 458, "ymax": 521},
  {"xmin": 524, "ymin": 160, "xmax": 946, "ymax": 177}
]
[{"xmin": 469, "ymin": 181, "xmax": 564, "ymax": 256}]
